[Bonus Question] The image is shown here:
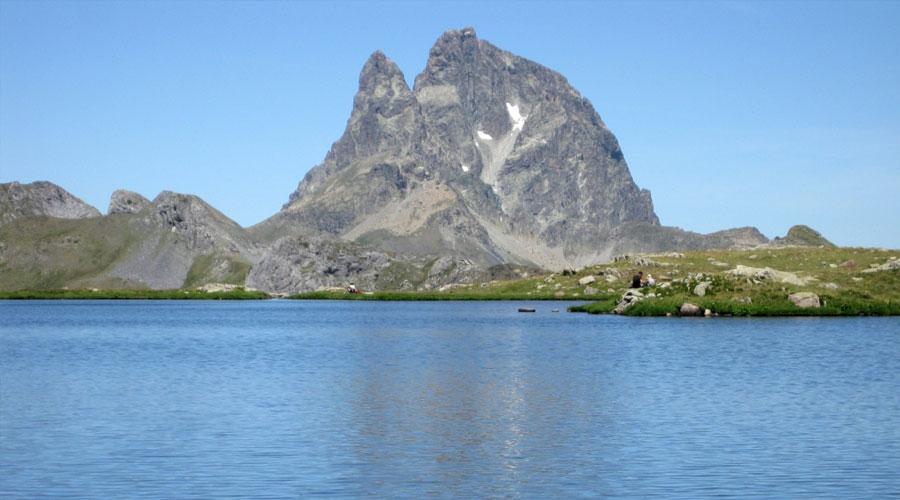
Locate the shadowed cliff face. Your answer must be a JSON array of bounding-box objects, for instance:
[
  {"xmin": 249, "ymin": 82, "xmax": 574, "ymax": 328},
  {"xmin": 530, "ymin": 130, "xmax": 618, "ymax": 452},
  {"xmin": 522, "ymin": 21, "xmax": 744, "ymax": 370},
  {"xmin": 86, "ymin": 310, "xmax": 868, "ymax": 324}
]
[{"xmin": 264, "ymin": 27, "xmax": 660, "ymax": 269}]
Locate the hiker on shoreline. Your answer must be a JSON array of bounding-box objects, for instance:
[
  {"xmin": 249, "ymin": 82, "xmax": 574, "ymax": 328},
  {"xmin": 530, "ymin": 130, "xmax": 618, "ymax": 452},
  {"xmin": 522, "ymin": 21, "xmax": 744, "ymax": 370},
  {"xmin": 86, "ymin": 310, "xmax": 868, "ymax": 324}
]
[{"xmin": 630, "ymin": 271, "xmax": 643, "ymax": 289}]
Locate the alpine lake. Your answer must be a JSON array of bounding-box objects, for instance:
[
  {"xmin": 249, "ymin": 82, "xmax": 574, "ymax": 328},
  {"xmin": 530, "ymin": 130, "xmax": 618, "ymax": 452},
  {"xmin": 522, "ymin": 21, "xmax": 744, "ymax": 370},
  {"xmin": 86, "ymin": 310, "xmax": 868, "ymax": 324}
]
[{"xmin": 2, "ymin": 300, "xmax": 898, "ymax": 497}]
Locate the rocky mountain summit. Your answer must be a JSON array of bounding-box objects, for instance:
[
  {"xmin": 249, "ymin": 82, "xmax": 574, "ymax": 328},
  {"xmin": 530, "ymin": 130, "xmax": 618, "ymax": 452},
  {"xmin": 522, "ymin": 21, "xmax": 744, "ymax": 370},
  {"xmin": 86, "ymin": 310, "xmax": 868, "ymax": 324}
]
[
  {"xmin": 772, "ymin": 225, "xmax": 834, "ymax": 247},
  {"xmin": 257, "ymin": 28, "xmax": 757, "ymax": 270},
  {"xmin": 0, "ymin": 181, "xmax": 100, "ymax": 226},
  {"xmin": 108, "ymin": 189, "xmax": 150, "ymax": 214}
]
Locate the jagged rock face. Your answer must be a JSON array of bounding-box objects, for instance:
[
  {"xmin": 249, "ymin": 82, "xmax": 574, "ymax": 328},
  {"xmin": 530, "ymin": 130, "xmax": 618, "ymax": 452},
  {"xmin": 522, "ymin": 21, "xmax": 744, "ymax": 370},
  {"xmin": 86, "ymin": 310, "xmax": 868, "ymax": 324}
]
[
  {"xmin": 413, "ymin": 28, "xmax": 657, "ymax": 239},
  {"xmin": 108, "ymin": 190, "xmax": 150, "ymax": 214},
  {"xmin": 279, "ymin": 51, "xmax": 420, "ymax": 235},
  {"xmin": 264, "ymin": 28, "xmax": 659, "ymax": 269},
  {"xmin": 246, "ymin": 236, "xmax": 393, "ymax": 293},
  {"xmin": 0, "ymin": 181, "xmax": 100, "ymax": 225}
]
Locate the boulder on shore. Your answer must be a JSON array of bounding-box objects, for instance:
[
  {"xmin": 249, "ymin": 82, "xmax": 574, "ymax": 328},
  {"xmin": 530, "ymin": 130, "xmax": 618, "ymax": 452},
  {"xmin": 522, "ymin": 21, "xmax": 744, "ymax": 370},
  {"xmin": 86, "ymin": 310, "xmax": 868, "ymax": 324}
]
[
  {"xmin": 680, "ymin": 303, "xmax": 702, "ymax": 316},
  {"xmin": 613, "ymin": 289, "xmax": 644, "ymax": 314},
  {"xmin": 788, "ymin": 292, "xmax": 821, "ymax": 309},
  {"xmin": 693, "ymin": 282, "xmax": 711, "ymax": 297},
  {"xmin": 578, "ymin": 275, "xmax": 596, "ymax": 285}
]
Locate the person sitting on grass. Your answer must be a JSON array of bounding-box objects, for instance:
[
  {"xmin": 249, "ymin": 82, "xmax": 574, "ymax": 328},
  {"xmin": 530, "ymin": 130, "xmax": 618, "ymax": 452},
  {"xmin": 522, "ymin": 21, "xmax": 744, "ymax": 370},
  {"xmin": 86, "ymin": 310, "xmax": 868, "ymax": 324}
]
[
  {"xmin": 644, "ymin": 273, "xmax": 656, "ymax": 287},
  {"xmin": 630, "ymin": 271, "xmax": 643, "ymax": 289}
]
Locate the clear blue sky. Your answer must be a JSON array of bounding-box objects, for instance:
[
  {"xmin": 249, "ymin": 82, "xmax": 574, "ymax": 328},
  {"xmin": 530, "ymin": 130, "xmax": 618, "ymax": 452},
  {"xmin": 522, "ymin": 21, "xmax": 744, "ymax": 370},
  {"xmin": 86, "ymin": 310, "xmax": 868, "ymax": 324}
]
[{"xmin": 1, "ymin": 1, "xmax": 898, "ymax": 247}]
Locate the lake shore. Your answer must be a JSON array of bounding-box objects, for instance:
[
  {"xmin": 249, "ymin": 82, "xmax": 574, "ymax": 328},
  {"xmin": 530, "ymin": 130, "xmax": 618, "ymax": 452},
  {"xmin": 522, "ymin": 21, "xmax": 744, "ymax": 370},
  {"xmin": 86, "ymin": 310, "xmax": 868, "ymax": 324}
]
[
  {"xmin": 2, "ymin": 247, "xmax": 898, "ymax": 315},
  {"xmin": 0, "ymin": 289, "xmax": 269, "ymax": 300}
]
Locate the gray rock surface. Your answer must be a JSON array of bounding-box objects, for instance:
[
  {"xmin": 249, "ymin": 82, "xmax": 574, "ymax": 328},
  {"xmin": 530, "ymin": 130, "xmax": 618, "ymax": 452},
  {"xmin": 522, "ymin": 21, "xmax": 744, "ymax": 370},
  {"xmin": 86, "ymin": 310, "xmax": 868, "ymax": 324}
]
[
  {"xmin": 613, "ymin": 289, "xmax": 644, "ymax": 314},
  {"xmin": 254, "ymin": 27, "xmax": 669, "ymax": 270},
  {"xmin": 680, "ymin": 303, "xmax": 702, "ymax": 316},
  {"xmin": 246, "ymin": 236, "xmax": 393, "ymax": 294},
  {"xmin": 102, "ymin": 191, "xmax": 261, "ymax": 288},
  {"xmin": 0, "ymin": 181, "xmax": 100, "ymax": 225},
  {"xmin": 727, "ymin": 265, "xmax": 813, "ymax": 286},
  {"xmin": 861, "ymin": 259, "xmax": 900, "ymax": 273},
  {"xmin": 108, "ymin": 190, "xmax": 150, "ymax": 214},
  {"xmin": 788, "ymin": 292, "xmax": 821, "ymax": 309}
]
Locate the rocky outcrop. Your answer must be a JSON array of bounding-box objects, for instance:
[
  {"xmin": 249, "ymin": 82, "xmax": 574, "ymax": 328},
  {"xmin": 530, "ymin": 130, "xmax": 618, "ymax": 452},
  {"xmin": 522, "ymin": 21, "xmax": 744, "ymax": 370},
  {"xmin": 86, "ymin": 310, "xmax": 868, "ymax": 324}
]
[
  {"xmin": 613, "ymin": 289, "xmax": 644, "ymax": 314},
  {"xmin": 773, "ymin": 225, "xmax": 834, "ymax": 247},
  {"xmin": 861, "ymin": 258, "xmax": 900, "ymax": 273},
  {"xmin": 0, "ymin": 181, "xmax": 100, "ymax": 225},
  {"xmin": 788, "ymin": 292, "xmax": 821, "ymax": 308},
  {"xmin": 246, "ymin": 236, "xmax": 394, "ymax": 294},
  {"xmin": 100, "ymin": 191, "xmax": 260, "ymax": 289},
  {"xmin": 727, "ymin": 265, "xmax": 813, "ymax": 286},
  {"xmin": 108, "ymin": 190, "xmax": 150, "ymax": 214}
]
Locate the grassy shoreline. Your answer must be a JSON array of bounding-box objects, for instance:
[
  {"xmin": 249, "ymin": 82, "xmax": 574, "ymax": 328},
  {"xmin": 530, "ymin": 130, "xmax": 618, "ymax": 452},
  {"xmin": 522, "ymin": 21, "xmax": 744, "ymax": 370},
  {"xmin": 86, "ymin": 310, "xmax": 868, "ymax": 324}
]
[
  {"xmin": 3, "ymin": 247, "xmax": 898, "ymax": 316},
  {"xmin": 568, "ymin": 296, "xmax": 900, "ymax": 316},
  {"xmin": 288, "ymin": 290, "xmax": 580, "ymax": 301},
  {"xmin": 0, "ymin": 289, "xmax": 269, "ymax": 300}
]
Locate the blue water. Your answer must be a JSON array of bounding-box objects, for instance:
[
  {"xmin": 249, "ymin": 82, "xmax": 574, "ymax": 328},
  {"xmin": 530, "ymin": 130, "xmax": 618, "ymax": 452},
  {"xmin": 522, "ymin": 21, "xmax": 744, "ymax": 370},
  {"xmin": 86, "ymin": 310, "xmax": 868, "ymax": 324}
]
[{"xmin": 1, "ymin": 301, "xmax": 898, "ymax": 498}]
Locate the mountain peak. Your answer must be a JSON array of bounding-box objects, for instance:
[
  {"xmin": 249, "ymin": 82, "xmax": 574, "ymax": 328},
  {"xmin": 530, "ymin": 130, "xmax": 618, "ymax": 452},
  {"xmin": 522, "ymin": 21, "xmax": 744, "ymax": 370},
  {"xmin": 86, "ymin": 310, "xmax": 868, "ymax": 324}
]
[
  {"xmin": 1, "ymin": 181, "xmax": 100, "ymax": 225},
  {"xmin": 774, "ymin": 225, "xmax": 835, "ymax": 247},
  {"xmin": 436, "ymin": 26, "xmax": 478, "ymax": 43},
  {"xmin": 358, "ymin": 50, "xmax": 410, "ymax": 97},
  {"xmin": 272, "ymin": 28, "xmax": 660, "ymax": 268},
  {"xmin": 108, "ymin": 189, "xmax": 149, "ymax": 215}
]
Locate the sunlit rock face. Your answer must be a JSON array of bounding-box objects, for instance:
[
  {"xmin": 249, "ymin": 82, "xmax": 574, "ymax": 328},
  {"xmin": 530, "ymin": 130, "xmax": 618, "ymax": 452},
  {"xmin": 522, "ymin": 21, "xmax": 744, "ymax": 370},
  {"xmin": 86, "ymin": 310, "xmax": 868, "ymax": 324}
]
[
  {"xmin": 1, "ymin": 181, "xmax": 101, "ymax": 225},
  {"xmin": 256, "ymin": 28, "xmax": 762, "ymax": 270}
]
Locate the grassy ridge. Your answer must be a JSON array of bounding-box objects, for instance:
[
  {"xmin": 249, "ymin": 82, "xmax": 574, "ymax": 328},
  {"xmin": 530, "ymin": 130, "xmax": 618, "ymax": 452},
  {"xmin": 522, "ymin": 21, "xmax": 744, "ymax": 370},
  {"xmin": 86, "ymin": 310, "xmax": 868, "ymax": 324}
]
[{"xmin": 0, "ymin": 289, "xmax": 269, "ymax": 300}]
